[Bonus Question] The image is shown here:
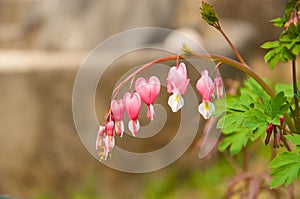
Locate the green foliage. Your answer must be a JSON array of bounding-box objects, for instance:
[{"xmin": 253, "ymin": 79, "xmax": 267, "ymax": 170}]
[
  {"xmin": 199, "ymin": 1, "xmax": 219, "ymax": 26},
  {"xmin": 261, "ymin": 0, "xmax": 300, "ymax": 69},
  {"xmin": 286, "ymin": 134, "xmax": 300, "ymax": 151},
  {"xmin": 269, "ymin": 152, "xmax": 300, "ymax": 188},
  {"xmin": 218, "ymin": 79, "xmax": 289, "ymax": 155}
]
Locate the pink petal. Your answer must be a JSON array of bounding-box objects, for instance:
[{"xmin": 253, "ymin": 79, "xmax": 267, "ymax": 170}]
[
  {"xmin": 96, "ymin": 125, "xmax": 105, "ymax": 150},
  {"xmin": 196, "ymin": 70, "xmax": 215, "ymax": 101},
  {"xmin": 214, "ymin": 76, "xmax": 224, "ymax": 99},
  {"xmin": 124, "ymin": 92, "xmax": 141, "ymax": 120},
  {"xmin": 115, "ymin": 120, "xmax": 124, "ymax": 137},
  {"xmin": 106, "ymin": 120, "xmax": 115, "ymax": 136},
  {"xmin": 147, "ymin": 104, "xmax": 155, "ymax": 121},
  {"xmin": 105, "ymin": 135, "xmax": 115, "ymax": 152},
  {"xmin": 111, "ymin": 99, "xmax": 125, "ymax": 121},
  {"xmin": 135, "ymin": 76, "xmax": 161, "ymax": 105},
  {"xmin": 167, "ymin": 63, "xmax": 190, "ymax": 94},
  {"xmin": 128, "ymin": 119, "xmax": 140, "ymax": 136}
]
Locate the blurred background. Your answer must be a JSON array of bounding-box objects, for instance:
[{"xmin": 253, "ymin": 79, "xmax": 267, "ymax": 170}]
[{"xmin": 0, "ymin": 0, "xmax": 296, "ymax": 198}]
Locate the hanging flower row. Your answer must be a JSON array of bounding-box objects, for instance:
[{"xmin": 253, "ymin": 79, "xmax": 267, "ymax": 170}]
[{"xmin": 96, "ymin": 62, "xmax": 224, "ymax": 160}]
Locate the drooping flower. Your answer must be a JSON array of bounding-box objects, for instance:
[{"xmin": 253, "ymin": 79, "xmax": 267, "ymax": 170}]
[
  {"xmin": 135, "ymin": 76, "xmax": 161, "ymax": 121},
  {"xmin": 96, "ymin": 124, "xmax": 110, "ymax": 161},
  {"xmin": 124, "ymin": 92, "xmax": 142, "ymax": 136},
  {"xmin": 214, "ymin": 75, "xmax": 224, "ymax": 99},
  {"xmin": 196, "ymin": 70, "xmax": 215, "ymax": 119},
  {"xmin": 111, "ymin": 99, "xmax": 125, "ymax": 137},
  {"xmin": 105, "ymin": 120, "xmax": 115, "ymax": 152},
  {"xmin": 264, "ymin": 117, "xmax": 284, "ymax": 147},
  {"xmin": 166, "ymin": 62, "xmax": 190, "ymax": 112},
  {"xmin": 96, "ymin": 125, "xmax": 106, "ymax": 150}
]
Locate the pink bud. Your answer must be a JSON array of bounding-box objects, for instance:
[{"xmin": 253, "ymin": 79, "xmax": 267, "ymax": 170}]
[
  {"xmin": 96, "ymin": 125, "xmax": 106, "ymax": 150},
  {"xmin": 111, "ymin": 99, "xmax": 125, "ymax": 121},
  {"xmin": 167, "ymin": 62, "xmax": 190, "ymax": 94},
  {"xmin": 196, "ymin": 70, "xmax": 215, "ymax": 102},
  {"xmin": 106, "ymin": 120, "xmax": 115, "ymax": 137},
  {"xmin": 214, "ymin": 76, "xmax": 224, "ymax": 99}
]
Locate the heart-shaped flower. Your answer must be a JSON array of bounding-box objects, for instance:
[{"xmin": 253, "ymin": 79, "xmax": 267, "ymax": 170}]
[
  {"xmin": 124, "ymin": 92, "xmax": 142, "ymax": 136},
  {"xmin": 166, "ymin": 62, "xmax": 190, "ymax": 112},
  {"xmin": 196, "ymin": 70, "xmax": 215, "ymax": 119},
  {"xmin": 111, "ymin": 99, "xmax": 125, "ymax": 137},
  {"xmin": 135, "ymin": 76, "xmax": 161, "ymax": 120}
]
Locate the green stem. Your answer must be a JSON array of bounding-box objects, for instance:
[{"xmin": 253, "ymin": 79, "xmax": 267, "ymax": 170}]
[{"xmin": 292, "ymin": 59, "xmax": 300, "ymax": 132}]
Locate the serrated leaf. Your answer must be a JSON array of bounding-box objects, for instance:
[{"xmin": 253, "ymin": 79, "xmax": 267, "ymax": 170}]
[
  {"xmin": 221, "ymin": 113, "xmax": 244, "ymax": 134},
  {"xmin": 286, "ymin": 134, "xmax": 300, "ymax": 146},
  {"xmin": 219, "ymin": 131, "xmax": 249, "ymax": 155},
  {"xmin": 271, "ymin": 91, "xmax": 289, "ymax": 117},
  {"xmin": 243, "ymin": 108, "xmax": 268, "ymax": 130},
  {"xmin": 269, "ymin": 152, "xmax": 300, "ymax": 188}
]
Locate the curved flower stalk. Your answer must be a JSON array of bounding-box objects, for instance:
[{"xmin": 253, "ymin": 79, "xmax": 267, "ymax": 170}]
[
  {"xmin": 135, "ymin": 76, "xmax": 161, "ymax": 121},
  {"xmin": 166, "ymin": 62, "xmax": 190, "ymax": 112},
  {"xmin": 111, "ymin": 99, "xmax": 125, "ymax": 137},
  {"xmin": 196, "ymin": 70, "xmax": 215, "ymax": 119},
  {"xmin": 124, "ymin": 92, "xmax": 142, "ymax": 136}
]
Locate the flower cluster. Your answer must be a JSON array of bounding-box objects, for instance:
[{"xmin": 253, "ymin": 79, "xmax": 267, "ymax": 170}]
[
  {"xmin": 264, "ymin": 118, "xmax": 284, "ymax": 147},
  {"xmin": 96, "ymin": 62, "xmax": 224, "ymax": 160}
]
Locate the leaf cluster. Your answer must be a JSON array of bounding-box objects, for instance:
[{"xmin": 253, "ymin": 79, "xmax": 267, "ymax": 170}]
[
  {"xmin": 218, "ymin": 79, "xmax": 289, "ymax": 155},
  {"xmin": 269, "ymin": 134, "xmax": 300, "ymax": 188},
  {"xmin": 261, "ymin": 0, "xmax": 300, "ymax": 69}
]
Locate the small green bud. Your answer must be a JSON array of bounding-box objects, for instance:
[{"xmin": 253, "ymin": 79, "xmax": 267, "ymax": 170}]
[{"xmin": 199, "ymin": 1, "xmax": 219, "ymax": 26}]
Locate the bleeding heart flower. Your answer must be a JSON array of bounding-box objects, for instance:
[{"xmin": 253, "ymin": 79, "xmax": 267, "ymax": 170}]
[
  {"xmin": 166, "ymin": 62, "xmax": 190, "ymax": 112},
  {"xmin": 135, "ymin": 76, "xmax": 161, "ymax": 120},
  {"xmin": 124, "ymin": 92, "xmax": 142, "ymax": 136},
  {"xmin": 111, "ymin": 99, "xmax": 125, "ymax": 137},
  {"xmin": 105, "ymin": 120, "xmax": 115, "ymax": 152},
  {"xmin": 96, "ymin": 125, "xmax": 105, "ymax": 150},
  {"xmin": 196, "ymin": 70, "xmax": 215, "ymax": 119}
]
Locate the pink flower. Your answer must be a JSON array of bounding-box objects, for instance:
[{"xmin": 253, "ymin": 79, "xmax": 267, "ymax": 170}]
[
  {"xmin": 124, "ymin": 92, "xmax": 142, "ymax": 136},
  {"xmin": 214, "ymin": 76, "xmax": 224, "ymax": 99},
  {"xmin": 135, "ymin": 76, "xmax": 161, "ymax": 121},
  {"xmin": 111, "ymin": 99, "xmax": 125, "ymax": 137},
  {"xmin": 166, "ymin": 62, "xmax": 190, "ymax": 112},
  {"xmin": 196, "ymin": 70, "xmax": 215, "ymax": 119},
  {"xmin": 96, "ymin": 125, "xmax": 105, "ymax": 150},
  {"xmin": 105, "ymin": 120, "xmax": 115, "ymax": 152}
]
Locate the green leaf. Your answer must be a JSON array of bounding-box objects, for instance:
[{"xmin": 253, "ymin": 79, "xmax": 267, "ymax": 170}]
[
  {"xmin": 291, "ymin": 43, "xmax": 300, "ymax": 55},
  {"xmin": 268, "ymin": 54, "xmax": 280, "ymax": 69},
  {"xmin": 286, "ymin": 134, "xmax": 300, "ymax": 145},
  {"xmin": 219, "ymin": 131, "xmax": 249, "ymax": 155},
  {"xmin": 269, "ymin": 152, "xmax": 300, "ymax": 188},
  {"xmin": 199, "ymin": 1, "xmax": 219, "ymax": 26},
  {"xmin": 243, "ymin": 108, "xmax": 268, "ymax": 130},
  {"xmin": 271, "ymin": 17, "xmax": 285, "ymax": 28},
  {"xmin": 261, "ymin": 41, "xmax": 280, "ymax": 49},
  {"xmin": 271, "ymin": 91, "xmax": 289, "ymax": 116}
]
